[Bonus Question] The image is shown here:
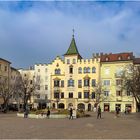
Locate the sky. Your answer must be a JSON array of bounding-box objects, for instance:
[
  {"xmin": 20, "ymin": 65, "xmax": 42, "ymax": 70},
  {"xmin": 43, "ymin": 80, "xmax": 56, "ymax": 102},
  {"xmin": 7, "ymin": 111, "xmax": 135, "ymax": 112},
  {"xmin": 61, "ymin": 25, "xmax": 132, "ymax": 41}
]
[{"xmin": 0, "ymin": 1, "xmax": 140, "ymax": 69}]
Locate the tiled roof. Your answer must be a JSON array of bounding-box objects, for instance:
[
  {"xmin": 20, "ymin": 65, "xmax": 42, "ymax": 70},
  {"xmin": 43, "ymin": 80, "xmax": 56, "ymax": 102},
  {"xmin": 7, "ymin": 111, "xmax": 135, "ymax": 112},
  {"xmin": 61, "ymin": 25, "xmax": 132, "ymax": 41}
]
[
  {"xmin": 0, "ymin": 58, "xmax": 11, "ymax": 64},
  {"xmin": 101, "ymin": 52, "xmax": 134, "ymax": 62}
]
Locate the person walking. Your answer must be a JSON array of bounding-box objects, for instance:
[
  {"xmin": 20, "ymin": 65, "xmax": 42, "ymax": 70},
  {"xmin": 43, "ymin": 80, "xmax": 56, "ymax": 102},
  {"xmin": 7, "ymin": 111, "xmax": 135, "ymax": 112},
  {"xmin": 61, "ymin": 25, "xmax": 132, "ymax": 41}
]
[
  {"xmin": 97, "ymin": 106, "xmax": 101, "ymax": 119},
  {"xmin": 69, "ymin": 108, "xmax": 73, "ymax": 120},
  {"xmin": 116, "ymin": 106, "xmax": 120, "ymax": 117},
  {"xmin": 47, "ymin": 108, "xmax": 50, "ymax": 119}
]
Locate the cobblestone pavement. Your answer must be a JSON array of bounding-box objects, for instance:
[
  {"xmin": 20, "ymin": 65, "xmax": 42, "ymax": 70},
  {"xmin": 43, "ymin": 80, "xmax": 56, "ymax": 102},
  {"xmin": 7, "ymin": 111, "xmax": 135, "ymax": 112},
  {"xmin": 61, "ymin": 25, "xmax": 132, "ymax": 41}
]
[{"xmin": 0, "ymin": 112, "xmax": 140, "ymax": 139}]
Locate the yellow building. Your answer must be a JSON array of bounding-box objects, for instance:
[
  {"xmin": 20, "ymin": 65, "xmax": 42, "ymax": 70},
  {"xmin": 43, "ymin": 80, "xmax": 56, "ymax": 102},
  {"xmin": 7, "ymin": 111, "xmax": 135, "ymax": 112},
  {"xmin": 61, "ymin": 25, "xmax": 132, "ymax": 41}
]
[
  {"xmin": 50, "ymin": 35, "xmax": 100, "ymax": 111},
  {"xmin": 100, "ymin": 53, "xmax": 136, "ymax": 112}
]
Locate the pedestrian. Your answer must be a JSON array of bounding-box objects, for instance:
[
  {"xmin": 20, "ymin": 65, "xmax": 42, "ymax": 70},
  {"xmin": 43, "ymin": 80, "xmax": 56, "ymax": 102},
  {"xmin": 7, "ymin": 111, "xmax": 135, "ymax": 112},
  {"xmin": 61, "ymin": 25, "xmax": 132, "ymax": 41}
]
[
  {"xmin": 47, "ymin": 108, "xmax": 50, "ymax": 118},
  {"xmin": 69, "ymin": 108, "xmax": 73, "ymax": 120},
  {"xmin": 97, "ymin": 106, "xmax": 101, "ymax": 119},
  {"xmin": 116, "ymin": 106, "xmax": 120, "ymax": 117}
]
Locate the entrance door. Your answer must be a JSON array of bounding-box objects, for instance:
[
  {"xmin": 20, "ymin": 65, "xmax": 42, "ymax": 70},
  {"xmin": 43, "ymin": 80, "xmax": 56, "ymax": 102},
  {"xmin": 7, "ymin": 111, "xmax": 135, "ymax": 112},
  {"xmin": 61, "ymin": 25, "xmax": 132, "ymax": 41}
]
[
  {"xmin": 88, "ymin": 104, "xmax": 91, "ymax": 111},
  {"xmin": 115, "ymin": 104, "xmax": 121, "ymax": 112},
  {"xmin": 104, "ymin": 103, "xmax": 110, "ymax": 112}
]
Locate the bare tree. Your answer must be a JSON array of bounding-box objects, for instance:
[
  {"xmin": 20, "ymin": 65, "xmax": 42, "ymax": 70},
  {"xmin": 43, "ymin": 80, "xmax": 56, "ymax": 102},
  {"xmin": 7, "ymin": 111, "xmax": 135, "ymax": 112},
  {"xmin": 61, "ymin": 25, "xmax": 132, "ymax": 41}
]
[
  {"xmin": 16, "ymin": 74, "xmax": 40, "ymax": 112},
  {"xmin": 121, "ymin": 64, "xmax": 140, "ymax": 112},
  {"xmin": 0, "ymin": 77, "xmax": 16, "ymax": 112}
]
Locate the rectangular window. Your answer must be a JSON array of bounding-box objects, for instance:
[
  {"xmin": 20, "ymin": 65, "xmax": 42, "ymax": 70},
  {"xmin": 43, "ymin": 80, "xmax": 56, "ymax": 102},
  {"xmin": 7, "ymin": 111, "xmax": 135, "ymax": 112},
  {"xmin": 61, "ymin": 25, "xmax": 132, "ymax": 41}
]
[
  {"xmin": 78, "ymin": 92, "xmax": 82, "ymax": 98},
  {"xmin": 104, "ymin": 91, "xmax": 109, "ymax": 96},
  {"xmin": 5, "ymin": 66, "xmax": 7, "ymax": 72},
  {"xmin": 61, "ymin": 92, "xmax": 64, "ymax": 98},
  {"xmin": 69, "ymin": 67, "xmax": 73, "ymax": 74},
  {"xmin": 92, "ymin": 79, "xmax": 96, "ymax": 87},
  {"xmin": 30, "ymin": 80, "xmax": 32, "ymax": 84},
  {"xmin": 45, "ymin": 85, "xmax": 48, "ymax": 90},
  {"xmin": 69, "ymin": 92, "xmax": 73, "ymax": 98},
  {"xmin": 61, "ymin": 80, "xmax": 64, "ymax": 87},
  {"xmin": 68, "ymin": 79, "xmax": 74, "ymax": 87},
  {"xmin": 54, "ymin": 80, "xmax": 60, "ymax": 87},
  {"xmin": 84, "ymin": 79, "xmax": 90, "ymax": 86},
  {"xmin": 84, "ymin": 92, "xmax": 89, "ymax": 98},
  {"xmin": 78, "ymin": 80, "xmax": 82, "ymax": 88},
  {"xmin": 91, "ymin": 92, "xmax": 95, "ymax": 99},
  {"xmin": 116, "ymin": 90, "xmax": 122, "ymax": 96},
  {"xmin": 103, "ymin": 80, "xmax": 110, "ymax": 86},
  {"xmin": 116, "ymin": 79, "xmax": 123, "ymax": 86},
  {"xmin": 54, "ymin": 92, "xmax": 59, "ymax": 98},
  {"xmin": 67, "ymin": 59, "xmax": 70, "ymax": 64}
]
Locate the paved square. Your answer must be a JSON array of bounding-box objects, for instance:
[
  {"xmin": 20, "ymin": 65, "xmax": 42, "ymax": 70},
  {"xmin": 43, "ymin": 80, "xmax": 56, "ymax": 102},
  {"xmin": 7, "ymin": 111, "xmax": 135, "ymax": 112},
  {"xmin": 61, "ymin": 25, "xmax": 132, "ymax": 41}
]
[{"xmin": 0, "ymin": 112, "xmax": 140, "ymax": 139}]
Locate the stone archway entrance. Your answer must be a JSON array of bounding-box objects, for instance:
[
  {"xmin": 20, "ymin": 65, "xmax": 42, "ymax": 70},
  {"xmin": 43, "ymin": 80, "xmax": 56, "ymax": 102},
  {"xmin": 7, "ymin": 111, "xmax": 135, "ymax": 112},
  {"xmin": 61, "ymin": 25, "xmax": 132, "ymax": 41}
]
[
  {"xmin": 77, "ymin": 103, "xmax": 85, "ymax": 110},
  {"xmin": 88, "ymin": 103, "xmax": 92, "ymax": 111},
  {"xmin": 58, "ymin": 103, "xmax": 65, "ymax": 109}
]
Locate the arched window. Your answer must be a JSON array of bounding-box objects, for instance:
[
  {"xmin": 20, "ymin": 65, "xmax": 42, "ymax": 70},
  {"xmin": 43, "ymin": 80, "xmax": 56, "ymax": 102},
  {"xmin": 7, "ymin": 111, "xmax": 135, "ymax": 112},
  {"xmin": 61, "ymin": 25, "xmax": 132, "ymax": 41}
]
[
  {"xmin": 92, "ymin": 67, "xmax": 96, "ymax": 73},
  {"xmin": 87, "ymin": 67, "xmax": 90, "ymax": 73},
  {"xmin": 84, "ymin": 67, "xmax": 87, "ymax": 73},
  {"xmin": 55, "ymin": 69, "xmax": 61, "ymax": 74},
  {"xmin": 78, "ymin": 67, "xmax": 82, "ymax": 74}
]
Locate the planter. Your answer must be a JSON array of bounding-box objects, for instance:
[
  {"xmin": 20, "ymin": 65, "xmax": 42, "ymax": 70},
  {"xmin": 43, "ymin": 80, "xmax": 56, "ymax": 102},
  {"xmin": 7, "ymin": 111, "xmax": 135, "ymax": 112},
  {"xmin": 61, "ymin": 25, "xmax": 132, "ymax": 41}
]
[{"xmin": 17, "ymin": 113, "xmax": 68, "ymax": 119}]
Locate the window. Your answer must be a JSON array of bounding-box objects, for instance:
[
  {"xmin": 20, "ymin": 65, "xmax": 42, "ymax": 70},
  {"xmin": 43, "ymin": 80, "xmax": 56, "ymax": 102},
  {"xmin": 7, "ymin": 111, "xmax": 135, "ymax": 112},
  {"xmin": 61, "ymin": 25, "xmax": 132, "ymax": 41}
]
[
  {"xmin": 91, "ymin": 92, "xmax": 95, "ymax": 99},
  {"xmin": 118, "ymin": 56, "xmax": 122, "ymax": 60},
  {"xmin": 61, "ymin": 80, "xmax": 64, "ymax": 87},
  {"xmin": 69, "ymin": 66, "xmax": 73, "ymax": 74},
  {"xmin": 73, "ymin": 59, "xmax": 76, "ymax": 64},
  {"xmin": 103, "ymin": 80, "xmax": 110, "ymax": 86},
  {"xmin": 37, "ymin": 85, "xmax": 40, "ymax": 90},
  {"xmin": 116, "ymin": 90, "xmax": 122, "ymax": 96},
  {"xmin": 45, "ymin": 68, "xmax": 47, "ymax": 72},
  {"xmin": 68, "ymin": 79, "xmax": 74, "ymax": 87},
  {"xmin": 106, "ymin": 57, "xmax": 109, "ymax": 61},
  {"xmin": 104, "ymin": 91, "xmax": 109, "ymax": 96},
  {"xmin": 30, "ymin": 80, "xmax": 32, "ymax": 84},
  {"xmin": 84, "ymin": 79, "xmax": 90, "ymax": 86},
  {"xmin": 116, "ymin": 79, "xmax": 123, "ymax": 86},
  {"xmin": 54, "ymin": 80, "xmax": 60, "ymax": 87},
  {"xmin": 5, "ymin": 66, "xmax": 7, "ymax": 72},
  {"xmin": 69, "ymin": 92, "xmax": 73, "ymax": 98},
  {"xmin": 55, "ymin": 69, "xmax": 61, "ymax": 74},
  {"xmin": 78, "ymin": 80, "xmax": 82, "ymax": 88},
  {"xmin": 92, "ymin": 79, "xmax": 96, "ymax": 87},
  {"xmin": 67, "ymin": 59, "xmax": 70, "ymax": 64},
  {"xmin": 78, "ymin": 92, "xmax": 82, "ymax": 98},
  {"xmin": 24, "ymin": 74, "xmax": 26, "ymax": 77},
  {"xmin": 87, "ymin": 67, "xmax": 90, "ymax": 73},
  {"xmin": 38, "ymin": 69, "xmax": 40, "ymax": 72},
  {"xmin": 54, "ymin": 92, "xmax": 59, "ymax": 98},
  {"xmin": 84, "ymin": 67, "xmax": 87, "ymax": 73},
  {"xmin": 84, "ymin": 92, "xmax": 89, "ymax": 98},
  {"xmin": 78, "ymin": 67, "xmax": 82, "ymax": 74},
  {"xmin": 45, "ymin": 76, "xmax": 48, "ymax": 81},
  {"xmin": 61, "ymin": 92, "xmax": 64, "ymax": 98},
  {"xmin": 92, "ymin": 67, "xmax": 96, "ymax": 73},
  {"xmin": 105, "ymin": 68, "xmax": 110, "ymax": 75},
  {"xmin": 45, "ymin": 85, "xmax": 48, "ymax": 90}
]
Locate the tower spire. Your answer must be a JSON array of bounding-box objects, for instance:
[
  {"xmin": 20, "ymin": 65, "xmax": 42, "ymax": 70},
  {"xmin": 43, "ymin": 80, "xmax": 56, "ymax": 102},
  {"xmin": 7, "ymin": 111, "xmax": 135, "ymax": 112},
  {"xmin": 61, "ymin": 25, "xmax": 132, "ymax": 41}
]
[{"xmin": 72, "ymin": 28, "xmax": 75, "ymax": 38}]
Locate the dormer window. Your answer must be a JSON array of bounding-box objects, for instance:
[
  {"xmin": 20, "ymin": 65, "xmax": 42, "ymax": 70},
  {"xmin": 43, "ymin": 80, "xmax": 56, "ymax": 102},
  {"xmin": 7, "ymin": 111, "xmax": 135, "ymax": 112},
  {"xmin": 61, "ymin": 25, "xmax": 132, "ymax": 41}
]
[
  {"xmin": 118, "ymin": 56, "xmax": 122, "ymax": 60},
  {"xmin": 106, "ymin": 57, "xmax": 109, "ymax": 61},
  {"xmin": 55, "ymin": 69, "xmax": 61, "ymax": 74},
  {"xmin": 127, "ymin": 56, "xmax": 130, "ymax": 60},
  {"xmin": 67, "ymin": 59, "xmax": 70, "ymax": 64}
]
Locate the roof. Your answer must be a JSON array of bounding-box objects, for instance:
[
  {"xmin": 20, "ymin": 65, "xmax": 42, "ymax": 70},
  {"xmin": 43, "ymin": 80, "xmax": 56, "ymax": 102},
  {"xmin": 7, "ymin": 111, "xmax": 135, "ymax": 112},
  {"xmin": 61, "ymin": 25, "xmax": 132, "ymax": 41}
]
[
  {"xmin": 134, "ymin": 58, "xmax": 140, "ymax": 64},
  {"xmin": 0, "ymin": 58, "xmax": 11, "ymax": 64},
  {"xmin": 101, "ymin": 52, "xmax": 134, "ymax": 62},
  {"xmin": 64, "ymin": 36, "xmax": 81, "ymax": 57}
]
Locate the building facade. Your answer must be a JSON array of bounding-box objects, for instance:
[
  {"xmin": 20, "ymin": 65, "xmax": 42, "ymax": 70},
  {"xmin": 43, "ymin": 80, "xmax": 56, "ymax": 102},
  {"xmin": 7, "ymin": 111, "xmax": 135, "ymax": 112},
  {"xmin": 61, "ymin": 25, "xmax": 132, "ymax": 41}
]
[{"xmin": 18, "ymin": 35, "xmax": 139, "ymax": 112}]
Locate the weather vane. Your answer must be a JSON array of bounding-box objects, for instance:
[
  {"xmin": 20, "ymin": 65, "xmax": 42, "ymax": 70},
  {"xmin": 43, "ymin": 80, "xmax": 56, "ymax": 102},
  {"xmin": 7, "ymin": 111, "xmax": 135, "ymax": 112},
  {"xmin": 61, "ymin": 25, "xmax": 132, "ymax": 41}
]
[{"xmin": 72, "ymin": 28, "xmax": 75, "ymax": 37}]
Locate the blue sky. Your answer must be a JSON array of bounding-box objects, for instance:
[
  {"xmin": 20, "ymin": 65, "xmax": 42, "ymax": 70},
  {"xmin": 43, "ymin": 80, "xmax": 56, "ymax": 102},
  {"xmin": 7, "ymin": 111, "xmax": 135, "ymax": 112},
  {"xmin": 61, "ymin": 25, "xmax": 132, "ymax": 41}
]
[{"xmin": 0, "ymin": 1, "xmax": 140, "ymax": 68}]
